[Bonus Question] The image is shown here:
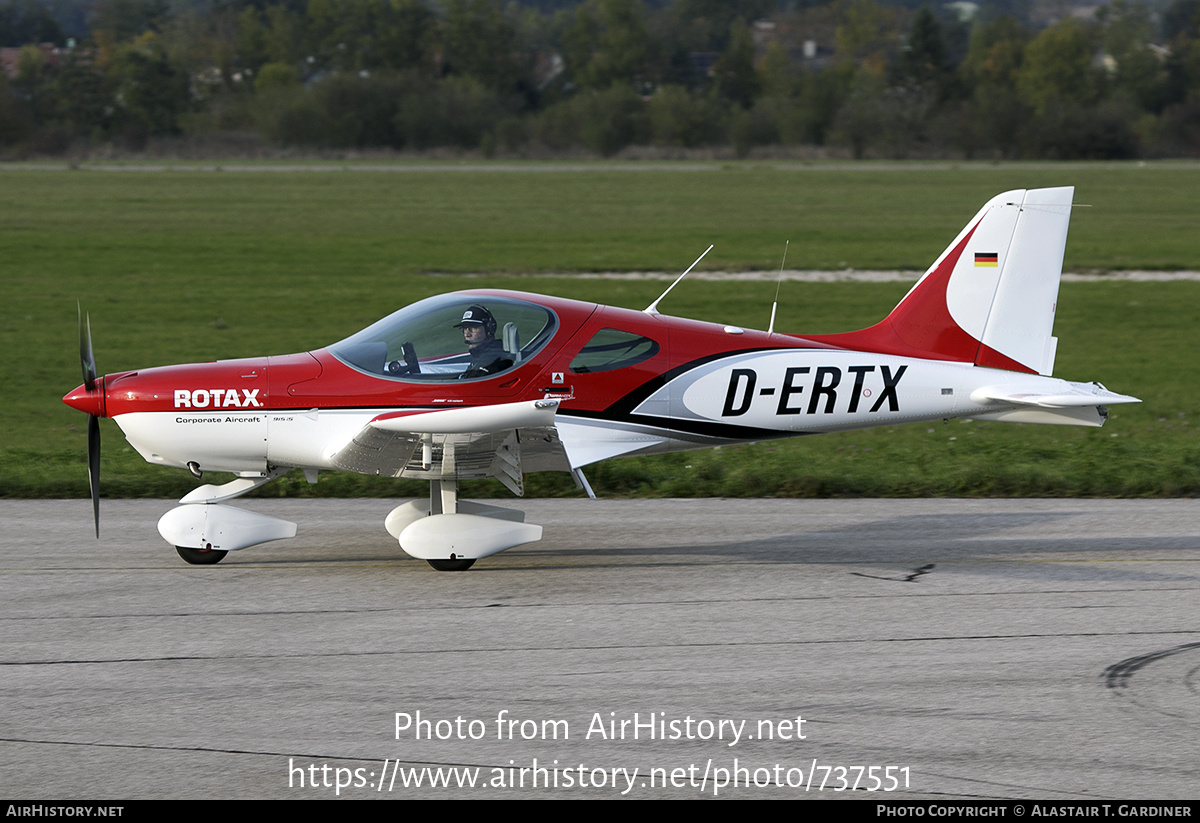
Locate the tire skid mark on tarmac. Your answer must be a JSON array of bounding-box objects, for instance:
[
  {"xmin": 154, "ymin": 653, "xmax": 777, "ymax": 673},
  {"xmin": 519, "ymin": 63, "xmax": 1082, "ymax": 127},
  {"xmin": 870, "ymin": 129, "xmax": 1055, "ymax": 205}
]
[
  {"xmin": 1103, "ymin": 642, "xmax": 1200, "ymax": 688},
  {"xmin": 1102, "ymin": 642, "xmax": 1200, "ymax": 721},
  {"xmin": 850, "ymin": 563, "xmax": 936, "ymax": 582}
]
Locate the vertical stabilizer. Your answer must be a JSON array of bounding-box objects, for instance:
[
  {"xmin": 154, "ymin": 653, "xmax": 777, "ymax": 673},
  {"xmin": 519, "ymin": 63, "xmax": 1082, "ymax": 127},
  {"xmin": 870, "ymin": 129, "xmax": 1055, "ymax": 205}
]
[{"xmin": 804, "ymin": 187, "xmax": 1074, "ymax": 376}]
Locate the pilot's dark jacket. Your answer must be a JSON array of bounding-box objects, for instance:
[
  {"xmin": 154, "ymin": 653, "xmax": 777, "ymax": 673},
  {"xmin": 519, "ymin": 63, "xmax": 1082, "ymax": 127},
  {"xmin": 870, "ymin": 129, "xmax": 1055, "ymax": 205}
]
[{"xmin": 461, "ymin": 338, "xmax": 512, "ymax": 379}]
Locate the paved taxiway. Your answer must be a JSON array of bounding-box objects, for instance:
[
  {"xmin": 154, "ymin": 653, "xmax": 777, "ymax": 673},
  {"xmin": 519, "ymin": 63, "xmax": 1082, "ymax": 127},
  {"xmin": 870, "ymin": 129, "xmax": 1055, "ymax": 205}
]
[{"xmin": 2, "ymin": 498, "xmax": 1198, "ymax": 799}]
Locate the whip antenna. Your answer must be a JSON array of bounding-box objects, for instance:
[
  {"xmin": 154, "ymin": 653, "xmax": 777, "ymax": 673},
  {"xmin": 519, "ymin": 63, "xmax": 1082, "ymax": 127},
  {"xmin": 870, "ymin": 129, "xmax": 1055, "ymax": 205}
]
[{"xmin": 767, "ymin": 241, "xmax": 788, "ymax": 335}]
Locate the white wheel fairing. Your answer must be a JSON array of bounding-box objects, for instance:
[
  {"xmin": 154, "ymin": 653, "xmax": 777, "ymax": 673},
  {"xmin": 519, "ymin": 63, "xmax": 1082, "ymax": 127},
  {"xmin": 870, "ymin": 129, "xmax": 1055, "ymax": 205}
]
[
  {"xmin": 158, "ymin": 504, "xmax": 297, "ymax": 551},
  {"xmin": 385, "ymin": 500, "xmax": 527, "ymax": 540},
  {"xmin": 398, "ymin": 514, "xmax": 542, "ymax": 560}
]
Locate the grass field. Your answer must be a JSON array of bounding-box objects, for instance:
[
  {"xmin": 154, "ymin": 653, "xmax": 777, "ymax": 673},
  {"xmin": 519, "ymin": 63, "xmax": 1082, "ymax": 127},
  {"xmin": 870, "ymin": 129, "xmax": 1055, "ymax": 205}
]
[{"xmin": 2, "ymin": 161, "xmax": 1197, "ymax": 499}]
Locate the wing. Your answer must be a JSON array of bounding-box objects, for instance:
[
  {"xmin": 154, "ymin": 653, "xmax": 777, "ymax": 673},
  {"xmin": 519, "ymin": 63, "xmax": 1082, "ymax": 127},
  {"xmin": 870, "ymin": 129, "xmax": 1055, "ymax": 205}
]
[{"xmin": 328, "ymin": 399, "xmax": 571, "ymax": 495}]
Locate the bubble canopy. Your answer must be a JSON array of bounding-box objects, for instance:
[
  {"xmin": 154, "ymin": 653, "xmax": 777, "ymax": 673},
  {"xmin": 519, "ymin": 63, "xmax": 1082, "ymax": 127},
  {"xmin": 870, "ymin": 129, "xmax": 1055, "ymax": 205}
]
[{"xmin": 327, "ymin": 294, "xmax": 559, "ymax": 382}]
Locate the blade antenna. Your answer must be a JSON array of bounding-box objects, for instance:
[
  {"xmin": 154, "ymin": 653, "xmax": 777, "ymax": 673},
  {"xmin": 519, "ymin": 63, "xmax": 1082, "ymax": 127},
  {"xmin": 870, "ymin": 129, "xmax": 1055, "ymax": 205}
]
[
  {"xmin": 644, "ymin": 244, "xmax": 713, "ymax": 315},
  {"xmin": 767, "ymin": 241, "xmax": 788, "ymax": 336}
]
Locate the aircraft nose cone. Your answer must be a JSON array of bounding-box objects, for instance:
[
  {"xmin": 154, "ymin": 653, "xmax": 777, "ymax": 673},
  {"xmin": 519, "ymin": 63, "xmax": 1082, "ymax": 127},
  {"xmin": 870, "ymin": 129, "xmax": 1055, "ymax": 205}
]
[{"xmin": 63, "ymin": 381, "xmax": 105, "ymax": 417}]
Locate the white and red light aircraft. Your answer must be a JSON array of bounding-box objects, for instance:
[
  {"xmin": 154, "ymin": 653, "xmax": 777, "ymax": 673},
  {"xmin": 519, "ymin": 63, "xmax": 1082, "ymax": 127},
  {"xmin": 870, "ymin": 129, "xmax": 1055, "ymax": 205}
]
[{"xmin": 64, "ymin": 187, "xmax": 1138, "ymax": 570}]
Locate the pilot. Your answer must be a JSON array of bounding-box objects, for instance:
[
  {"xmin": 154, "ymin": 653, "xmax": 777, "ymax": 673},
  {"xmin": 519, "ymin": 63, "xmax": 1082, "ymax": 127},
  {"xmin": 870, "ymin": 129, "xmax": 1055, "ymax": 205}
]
[{"xmin": 454, "ymin": 305, "xmax": 513, "ymax": 379}]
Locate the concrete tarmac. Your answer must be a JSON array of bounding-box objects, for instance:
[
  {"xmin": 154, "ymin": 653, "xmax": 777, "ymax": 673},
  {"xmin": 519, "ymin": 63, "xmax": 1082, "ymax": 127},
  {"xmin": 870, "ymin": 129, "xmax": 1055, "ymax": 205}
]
[{"xmin": 2, "ymin": 498, "xmax": 1198, "ymax": 800}]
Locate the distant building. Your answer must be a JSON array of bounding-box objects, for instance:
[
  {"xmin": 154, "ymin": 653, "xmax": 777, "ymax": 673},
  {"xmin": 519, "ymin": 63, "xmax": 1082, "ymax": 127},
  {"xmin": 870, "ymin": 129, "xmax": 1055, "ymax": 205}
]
[
  {"xmin": 750, "ymin": 18, "xmax": 835, "ymax": 72},
  {"xmin": 1, "ymin": 41, "xmax": 88, "ymax": 80}
]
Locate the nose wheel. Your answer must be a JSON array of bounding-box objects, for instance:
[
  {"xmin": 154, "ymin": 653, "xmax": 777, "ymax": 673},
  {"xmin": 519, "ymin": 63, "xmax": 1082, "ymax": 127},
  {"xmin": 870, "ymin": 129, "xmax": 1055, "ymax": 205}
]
[{"xmin": 175, "ymin": 546, "xmax": 228, "ymax": 565}]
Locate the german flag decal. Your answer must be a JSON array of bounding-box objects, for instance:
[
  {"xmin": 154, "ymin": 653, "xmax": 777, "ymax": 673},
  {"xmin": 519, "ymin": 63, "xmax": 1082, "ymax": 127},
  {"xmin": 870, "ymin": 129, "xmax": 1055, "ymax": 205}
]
[{"xmin": 974, "ymin": 252, "xmax": 998, "ymax": 267}]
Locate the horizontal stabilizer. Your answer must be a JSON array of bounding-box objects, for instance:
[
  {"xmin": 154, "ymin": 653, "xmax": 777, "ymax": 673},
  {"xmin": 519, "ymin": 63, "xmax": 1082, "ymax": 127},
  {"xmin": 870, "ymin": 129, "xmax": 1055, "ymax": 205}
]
[{"xmin": 971, "ymin": 382, "xmax": 1140, "ymax": 408}]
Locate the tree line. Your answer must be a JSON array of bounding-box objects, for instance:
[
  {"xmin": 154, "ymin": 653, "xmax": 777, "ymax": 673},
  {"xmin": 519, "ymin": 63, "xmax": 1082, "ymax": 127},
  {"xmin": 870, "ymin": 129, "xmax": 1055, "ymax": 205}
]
[{"xmin": 2, "ymin": 0, "xmax": 1199, "ymax": 159}]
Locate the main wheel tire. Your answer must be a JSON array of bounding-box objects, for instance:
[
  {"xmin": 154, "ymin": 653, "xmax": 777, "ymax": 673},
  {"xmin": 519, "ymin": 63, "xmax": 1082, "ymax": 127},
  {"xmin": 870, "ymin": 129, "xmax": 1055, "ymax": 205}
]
[
  {"xmin": 176, "ymin": 546, "xmax": 228, "ymax": 565},
  {"xmin": 427, "ymin": 558, "xmax": 476, "ymax": 572}
]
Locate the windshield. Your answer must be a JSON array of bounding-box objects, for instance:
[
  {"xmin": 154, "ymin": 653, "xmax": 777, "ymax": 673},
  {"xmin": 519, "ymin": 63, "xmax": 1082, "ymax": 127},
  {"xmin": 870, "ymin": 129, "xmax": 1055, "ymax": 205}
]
[{"xmin": 328, "ymin": 294, "xmax": 558, "ymax": 382}]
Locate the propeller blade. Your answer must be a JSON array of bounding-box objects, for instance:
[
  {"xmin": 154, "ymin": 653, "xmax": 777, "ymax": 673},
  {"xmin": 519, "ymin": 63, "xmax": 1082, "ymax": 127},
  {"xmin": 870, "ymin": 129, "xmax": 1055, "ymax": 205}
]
[
  {"xmin": 79, "ymin": 305, "xmax": 97, "ymax": 393},
  {"xmin": 78, "ymin": 305, "xmax": 101, "ymax": 536},
  {"xmin": 88, "ymin": 412, "xmax": 100, "ymax": 537}
]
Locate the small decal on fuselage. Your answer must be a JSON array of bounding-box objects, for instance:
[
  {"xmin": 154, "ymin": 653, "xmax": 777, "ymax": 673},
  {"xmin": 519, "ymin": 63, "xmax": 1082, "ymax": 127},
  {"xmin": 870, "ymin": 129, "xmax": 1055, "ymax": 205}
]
[{"xmin": 174, "ymin": 389, "xmax": 263, "ymax": 409}]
